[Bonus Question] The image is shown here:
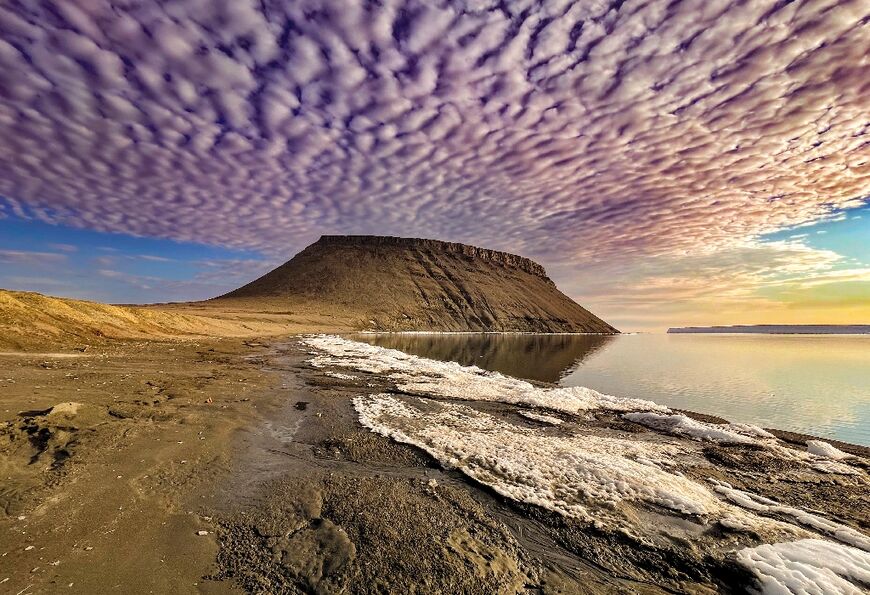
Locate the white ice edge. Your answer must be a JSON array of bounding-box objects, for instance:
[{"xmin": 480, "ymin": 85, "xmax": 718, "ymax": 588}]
[
  {"xmin": 519, "ymin": 410, "xmax": 564, "ymax": 426},
  {"xmin": 807, "ymin": 439, "xmax": 854, "ymax": 461},
  {"xmin": 623, "ymin": 412, "xmax": 775, "ymax": 445},
  {"xmin": 712, "ymin": 480, "xmax": 870, "ymax": 552},
  {"xmin": 736, "ymin": 539, "xmax": 870, "ymax": 595}
]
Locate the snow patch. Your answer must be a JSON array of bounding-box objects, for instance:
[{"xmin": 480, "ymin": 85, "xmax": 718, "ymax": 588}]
[
  {"xmin": 712, "ymin": 481, "xmax": 870, "ymax": 552},
  {"xmin": 354, "ymin": 394, "xmax": 748, "ymax": 523},
  {"xmin": 729, "ymin": 423, "xmax": 776, "ymax": 439},
  {"xmin": 324, "ymin": 371, "xmax": 357, "ymax": 380},
  {"xmin": 767, "ymin": 442, "xmax": 860, "ymax": 475},
  {"xmin": 807, "ymin": 440, "xmax": 853, "ymax": 461},
  {"xmin": 623, "ymin": 412, "xmax": 765, "ymax": 445},
  {"xmin": 810, "ymin": 459, "xmax": 860, "ymax": 475},
  {"xmin": 736, "ymin": 539, "xmax": 870, "ymax": 595},
  {"xmin": 519, "ymin": 411, "xmax": 564, "ymax": 426}
]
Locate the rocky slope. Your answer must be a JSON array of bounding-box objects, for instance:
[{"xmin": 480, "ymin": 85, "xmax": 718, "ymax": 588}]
[{"xmin": 216, "ymin": 235, "xmax": 617, "ymax": 333}]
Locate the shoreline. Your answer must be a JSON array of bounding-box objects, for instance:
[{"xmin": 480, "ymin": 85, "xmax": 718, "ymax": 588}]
[
  {"xmin": 1, "ymin": 334, "xmax": 868, "ymax": 593},
  {"xmin": 668, "ymin": 408, "xmax": 870, "ymax": 458}
]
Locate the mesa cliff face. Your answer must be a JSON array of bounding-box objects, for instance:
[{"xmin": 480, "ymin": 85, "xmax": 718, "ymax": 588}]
[
  {"xmin": 217, "ymin": 235, "xmax": 617, "ymax": 333},
  {"xmin": 316, "ymin": 235, "xmax": 551, "ymax": 278}
]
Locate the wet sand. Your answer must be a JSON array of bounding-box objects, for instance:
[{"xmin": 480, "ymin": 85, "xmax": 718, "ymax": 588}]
[
  {"xmin": 1, "ymin": 337, "xmax": 867, "ymax": 594},
  {"xmin": 0, "ymin": 339, "xmax": 282, "ymax": 593}
]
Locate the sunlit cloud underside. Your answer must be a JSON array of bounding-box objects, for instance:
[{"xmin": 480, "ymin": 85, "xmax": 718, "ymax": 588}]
[{"xmin": 0, "ymin": 0, "xmax": 868, "ymax": 329}]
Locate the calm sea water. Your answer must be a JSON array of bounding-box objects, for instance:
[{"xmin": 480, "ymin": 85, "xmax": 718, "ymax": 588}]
[{"xmin": 354, "ymin": 333, "xmax": 870, "ymax": 446}]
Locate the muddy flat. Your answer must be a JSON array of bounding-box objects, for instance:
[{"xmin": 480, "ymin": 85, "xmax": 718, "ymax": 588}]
[
  {"xmin": 0, "ymin": 353, "xmax": 91, "ymax": 358},
  {"xmin": 1, "ymin": 335, "xmax": 868, "ymax": 594},
  {"xmin": 0, "ymin": 339, "xmax": 279, "ymax": 593}
]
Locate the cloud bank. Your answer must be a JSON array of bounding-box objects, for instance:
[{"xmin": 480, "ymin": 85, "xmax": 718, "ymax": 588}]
[{"xmin": 0, "ymin": 0, "xmax": 867, "ymax": 327}]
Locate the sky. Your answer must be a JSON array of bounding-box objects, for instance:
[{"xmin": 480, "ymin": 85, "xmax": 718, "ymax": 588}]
[{"xmin": 0, "ymin": 0, "xmax": 868, "ymax": 332}]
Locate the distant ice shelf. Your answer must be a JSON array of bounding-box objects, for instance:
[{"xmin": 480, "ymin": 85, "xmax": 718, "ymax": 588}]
[{"xmin": 667, "ymin": 325, "xmax": 870, "ymax": 334}]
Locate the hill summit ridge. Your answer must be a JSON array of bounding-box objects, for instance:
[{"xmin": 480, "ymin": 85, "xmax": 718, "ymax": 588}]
[{"xmin": 317, "ymin": 235, "xmax": 551, "ymax": 279}]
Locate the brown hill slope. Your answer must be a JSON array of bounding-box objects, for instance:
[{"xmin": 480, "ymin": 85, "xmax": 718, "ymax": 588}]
[
  {"xmin": 0, "ymin": 290, "xmax": 346, "ymax": 351},
  {"xmin": 215, "ymin": 235, "xmax": 617, "ymax": 333}
]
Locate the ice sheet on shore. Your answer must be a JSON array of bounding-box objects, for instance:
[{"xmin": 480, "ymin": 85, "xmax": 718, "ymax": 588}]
[
  {"xmin": 354, "ymin": 393, "xmax": 869, "ymax": 555},
  {"xmin": 519, "ymin": 411, "xmax": 564, "ymax": 425},
  {"xmin": 807, "ymin": 439, "xmax": 853, "ymax": 460},
  {"xmin": 353, "ymin": 394, "xmax": 735, "ymax": 522},
  {"xmin": 618, "ymin": 414, "xmax": 862, "ymax": 475},
  {"xmin": 623, "ymin": 412, "xmax": 771, "ymax": 445},
  {"xmin": 736, "ymin": 539, "xmax": 870, "ymax": 594},
  {"xmin": 712, "ymin": 481, "xmax": 870, "ymax": 552},
  {"xmin": 304, "ymin": 335, "xmax": 667, "ymax": 414}
]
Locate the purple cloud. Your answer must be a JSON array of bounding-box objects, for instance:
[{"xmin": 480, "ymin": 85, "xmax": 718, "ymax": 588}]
[{"xmin": 0, "ymin": 0, "xmax": 866, "ymax": 285}]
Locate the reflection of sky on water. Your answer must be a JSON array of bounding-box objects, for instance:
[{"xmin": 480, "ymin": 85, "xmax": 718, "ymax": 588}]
[
  {"xmin": 562, "ymin": 335, "xmax": 870, "ymax": 446},
  {"xmin": 358, "ymin": 333, "xmax": 870, "ymax": 446}
]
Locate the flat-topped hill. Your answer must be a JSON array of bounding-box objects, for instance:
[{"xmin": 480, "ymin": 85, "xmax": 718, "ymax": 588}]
[{"xmin": 215, "ymin": 235, "xmax": 617, "ymax": 333}]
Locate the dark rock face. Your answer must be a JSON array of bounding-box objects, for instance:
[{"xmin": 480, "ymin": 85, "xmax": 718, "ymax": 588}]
[
  {"xmin": 316, "ymin": 235, "xmax": 551, "ymax": 280},
  {"xmin": 217, "ymin": 235, "xmax": 617, "ymax": 333}
]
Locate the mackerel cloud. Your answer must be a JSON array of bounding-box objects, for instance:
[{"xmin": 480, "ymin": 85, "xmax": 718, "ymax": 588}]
[{"xmin": 0, "ymin": 0, "xmax": 867, "ymax": 265}]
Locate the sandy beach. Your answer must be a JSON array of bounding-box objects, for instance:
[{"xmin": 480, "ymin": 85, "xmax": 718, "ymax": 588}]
[{"xmin": 1, "ymin": 334, "xmax": 868, "ymax": 594}]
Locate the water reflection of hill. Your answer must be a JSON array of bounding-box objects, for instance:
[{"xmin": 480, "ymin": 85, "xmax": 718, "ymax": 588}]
[{"xmin": 354, "ymin": 333, "xmax": 615, "ymax": 383}]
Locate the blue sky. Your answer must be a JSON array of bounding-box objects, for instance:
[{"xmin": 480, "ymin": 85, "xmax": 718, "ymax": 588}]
[
  {"xmin": 0, "ymin": 215, "xmax": 270, "ymax": 303},
  {"xmin": 764, "ymin": 205, "xmax": 870, "ymax": 266}
]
